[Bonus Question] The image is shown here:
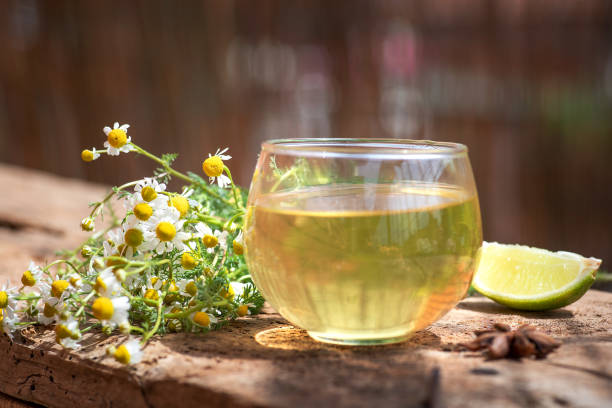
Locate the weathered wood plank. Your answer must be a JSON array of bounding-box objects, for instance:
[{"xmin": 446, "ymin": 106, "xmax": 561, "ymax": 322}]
[
  {"xmin": 1, "ymin": 164, "xmax": 611, "ymax": 408},
  {"xmin": 0, "ymin": 392, "xmax": 38, "ymax": 408},
  {"xmin": 0, "ymin": 291, "xmax": 611, "ymax": 408}
]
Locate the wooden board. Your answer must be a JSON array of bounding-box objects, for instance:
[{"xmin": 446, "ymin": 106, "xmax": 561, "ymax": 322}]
[{"xmin": 1, "ymin": 164, "xmax": 611, "ymax": 408}]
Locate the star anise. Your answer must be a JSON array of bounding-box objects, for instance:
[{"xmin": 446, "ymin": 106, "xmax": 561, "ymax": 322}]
[{"xmin": 459, "ymin": 323, "xmax": 561, "ymax": 359}]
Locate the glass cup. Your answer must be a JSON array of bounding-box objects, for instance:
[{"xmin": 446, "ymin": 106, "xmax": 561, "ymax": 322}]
[{"xmin": 244, "ymin": 139, "xmax": 482, "ymax": 345}]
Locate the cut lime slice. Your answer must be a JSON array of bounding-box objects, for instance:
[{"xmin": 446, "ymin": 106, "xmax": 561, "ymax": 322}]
[{"xmin": 472, "ymin": 242, "xmax": 602, "ymax": 311}]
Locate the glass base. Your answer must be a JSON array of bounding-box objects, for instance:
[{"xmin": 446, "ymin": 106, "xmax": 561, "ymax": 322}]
[{"xmin": 307, "ymin": 331, "xmax": 410, "ymax": 346}]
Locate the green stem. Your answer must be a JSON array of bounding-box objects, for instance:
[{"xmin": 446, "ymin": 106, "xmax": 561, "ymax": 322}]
[
  {"xmin": 129, "ymin": 325, "xmax": 146, "ymax": 334},
  {"xmin": 142, "ymin": 298, "xmax": 164, "ymax": 344},
  {"xmin": 131, "ymin": 143, "xmax": 234, "ymax": 206},
  {"xmin": 165, "ymin": 299, "xmax": 229, "ymax": 319},
  {"xmin": 224, "ymin": 210, "xmax": 245, "ymax": 230},
  {"xmin": 270, "ymin": 167, "xmax": 297, "ymax": 192},
  {"xmin": 196, "ymin": 214, "xmax": 225, "ymax": 228},
  {"xmin": 223, "ymin": 165, "xmax": 243, "ymax": 209},
  {"xmin": 74, "ymin": 292, "xmax": 96, "ymax": 317},
  {"xmin": 130, "ymin": 296, "xmax": 160, "ymax": 307},
  {"xmin": 43, "ymin": 259, "xmax": 81, "ymax": 276},
  {"xmin": 14, "ymin": 295, "xmax": 41, "ymax": 301},
  {"xmin": 89, "ymin": 180, "xmax": 139, "ymax": 219}
]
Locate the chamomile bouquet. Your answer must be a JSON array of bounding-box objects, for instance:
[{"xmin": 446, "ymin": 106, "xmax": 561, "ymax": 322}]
[{"xmin": 0, "ymin": 122, "xmax": 263, "ymax": 365}]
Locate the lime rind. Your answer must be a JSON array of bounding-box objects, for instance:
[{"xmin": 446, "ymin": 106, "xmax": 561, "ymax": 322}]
[{"xmin": 472, "ymin": 242, "xmax": 602, "ymax": 311}]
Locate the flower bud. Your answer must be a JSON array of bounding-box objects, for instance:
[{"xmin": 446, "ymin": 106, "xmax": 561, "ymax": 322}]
[{"xmin": 81, "ymin": 217, "xmax": 95, "ymax": 232}]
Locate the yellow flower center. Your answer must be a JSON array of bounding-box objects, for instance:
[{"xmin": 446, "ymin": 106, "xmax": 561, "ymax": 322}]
[
  {"xmin": 220, "ymin": 285, "xmax": 235, "ymax": 300},
  {"xmin": 43, "ymin": 303, "xmax": 56, "ymax": 318},
  {"xmin": 21, "ymin": 270, "xmax": 36, "ymax": 287},
  {"xmin": 181, "ymin": 252, "xmax": 197, "ymax": 269},
  {"xmin": 237, "ymin": 305, "xmax": 249, "ymax": 317},
  {"xmin": 0, "ymin": 308, "xmax": 3, "ymax": 323},
  {"xmin": 81, "ymin": 150, "xmax": 94, "ymax": 162},
  {"xmin": 151, "ymin": 276, "xmax": 159, "ymax": 287},
  {"xmin": 92, "ymin": 297, "xmax": 114, "ymax": 320},
  {"xmin": 203, "ymin": 234, "xmax": 218, "ymax": 248},
  {"xmin": 185, "ymin": 281, "xmax": 198, "ymax": 296},
  {"xmin": 163, "ymin": 282, "xmax": 179, "ymax": 304},
  {"xmin": 193, "ymin": 312, "xmax": 210, "ymax": 327},
  {"xmin": 51, "ymin": 280, "xmax": 70, "ymax": 298},
  {"xmin": 202, "ymin": 156, "xmax": 224, "ymax": 178},
  {"xmin": 133, "ymin": 203, "xmax": 153, "ymax": 221},
  {"xmin": 94, "ymin": 276, "xmax": 107, "ymax": 293},
  {"xmin": 144, "ymin": 289, "xmax": 159, "ymax": 301},
  {"xmin": 0, "ymin": 291, "xmax": 8, "ymax": 309},
  {"xmin": 55, "ymin": 324, "xmax": 72, "ymax": 339},
  {"xmin": 81, "ymin": 217, "xmax": 94, "ymax": 231},
  {"xmin": 124, "ymin": 228, "xmax": 144, "ymax": 247},
  {"xmin": 107, "ymin": 128, "xmax": 127, "ymax": 148},
  {"xmin": 140, "ymin": 186, "xmax": 157, "ymax": 202},
  {"xmin": 168, "ymin": 281, "xmax": 179, "ymax": 293},
  {"xmin": 156, "ymin": 222, "xmax": 176, "ymax": 242},
  {"xmin": 69, "ymin": 276, "xmax": 81, "ymax": 287},
  {"xmin": 113, "ymin": 345, "xmax": 131, "ymax": 364},
  {"xmin": 233, "ymin": 240, "xmax": 244, "ymax": 255},
  {"xmin": 169, "ymin": 196, "xmax": 189, "ymax": 218}
]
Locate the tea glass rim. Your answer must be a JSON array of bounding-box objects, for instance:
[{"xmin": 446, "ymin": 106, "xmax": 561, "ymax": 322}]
[{"xmin": 261, "ymin": 138, "xmax": 468, "ymax": 159}]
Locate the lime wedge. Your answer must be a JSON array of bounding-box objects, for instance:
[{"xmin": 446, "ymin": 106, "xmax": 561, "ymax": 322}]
[{"xmin": 472, "ymin": 242, "xmax": 602, "ymax": 311}]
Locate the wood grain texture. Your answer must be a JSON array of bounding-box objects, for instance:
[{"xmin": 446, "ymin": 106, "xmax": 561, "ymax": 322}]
[
  {"xmin": 1, "ymin": 164, "xmax": 611, "ymax": 407},
  {"xmin": 0, "ymin": 292, "xmax": 611, "ymax": 408}
]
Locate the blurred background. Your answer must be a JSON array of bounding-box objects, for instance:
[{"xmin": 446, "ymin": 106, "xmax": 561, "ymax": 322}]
[{"xmin": 0, "ymin": 0, "xmax": 611, "ymax": 264}]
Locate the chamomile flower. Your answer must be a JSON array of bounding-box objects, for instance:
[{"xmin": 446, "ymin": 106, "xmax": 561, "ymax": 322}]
[
  {"xmin": 117, "ymin": 222, "xmax": 145, "ymax": 255},
  {"xmin": 68, "ymin": 273, "xmax": 88, "ymax": 291},
  {"xmin": 108, "ymin": 338, "xmax": 143, "ymax": 365},
  {"xmin": 236, "ymin": 304, "xmax": 255, "ymax": 317},
  {"xmin": 230, "ymin": 281, "xmax": 246, "ymax": 299},
  {"xmin": 167, "ymin": 194, "xmax": 190, "ymax": 218},
  {"xmin": 140, "ymin": 207, "xmax": 189, "ymax": 254},
  {"xmin": 94, "ymin": 268, "xmax": 122, "ymax": 297},
  {"xmin": 1, "ymin": 310, "xmax": 16, "ymax": 338},
  {"xmin": 81, "ymin": 216, "xmax": 95, "ymax": 231},
  {"xmin": 91, "ymin": 296, "xmax": 130, "ymax": 329},
  {"xmin": 194, "ymin": 223, "xmax": 228, "ymax": 253},
  {"xmin": 134, "ymin": 177, "xmax": 166, "ymax": 203},
  {"xmin": 142, "ymin": 277, "xmax": 161, "ymax": 302},
  {"xmin": 0, "ymin": 282, "xmax": 17, "ymax": 336},
  {"xmin": 202, "ymin": 147, "xmax": 232, "ymax": 188},
  {"xmin": 0, "ymin": 281, "xmax": 17, "ymax": 316},
  {"xmin": 38, "ymin": 296, "xmax": 64, "ymax": 325},
  {"xmin": 81, "ymin": 147, "xmax": 100, "ymax": 162},
  {"xmin": 180, "ymin": 252, "xmax": 198, "ymax": 270},
  {"xmin": 21, "ymin": 261, "xmax": 43, "ymax": 287},
  {"xmin": 190, "ymin": 309, "xmax": 218, "ymax": 329},
  {"xmin": 232, "ymin": 230, "xmax": 244, "ymax": 255},
  {"xmin": 103, "ymin": 122, "xmax": 134, "ymax": 156},
  {"xmin": 177, "ymin": 279, "xmax": 198, "ymax": 297},
  {"xmin": 55, "ymin": 317, "xmax": 81, "ymax": 349}
]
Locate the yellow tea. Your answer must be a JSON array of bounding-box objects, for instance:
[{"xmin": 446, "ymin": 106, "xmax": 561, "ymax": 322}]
[{"xmin": 244, "ymin": 182, "xmax": 482, "ymax": 344}]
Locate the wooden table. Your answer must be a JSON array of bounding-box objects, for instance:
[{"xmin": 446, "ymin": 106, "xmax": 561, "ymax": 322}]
[{"xmin": 1, "ymin": 164, "xmax": 611, "ymax": 408}]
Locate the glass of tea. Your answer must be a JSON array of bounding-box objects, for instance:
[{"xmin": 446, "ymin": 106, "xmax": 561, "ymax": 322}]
[{"xmin": 244, "ymin": 139, "xmax": 482, "ymax": 345}]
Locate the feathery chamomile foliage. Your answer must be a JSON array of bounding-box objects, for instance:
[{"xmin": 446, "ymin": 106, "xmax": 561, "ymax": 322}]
[{"xmin": 0, "ymin": 122, "xmax": 263, "ymax": 365}]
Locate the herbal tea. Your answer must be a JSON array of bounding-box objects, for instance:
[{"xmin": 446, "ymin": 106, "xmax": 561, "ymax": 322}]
[{"xmin": 244, "ymin": 182, "xmax": 482, "ymax": 344}]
